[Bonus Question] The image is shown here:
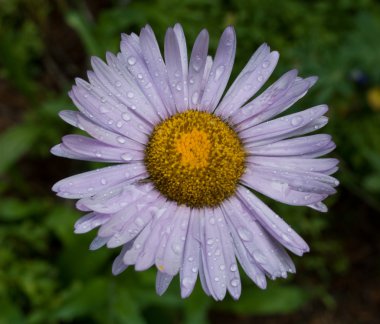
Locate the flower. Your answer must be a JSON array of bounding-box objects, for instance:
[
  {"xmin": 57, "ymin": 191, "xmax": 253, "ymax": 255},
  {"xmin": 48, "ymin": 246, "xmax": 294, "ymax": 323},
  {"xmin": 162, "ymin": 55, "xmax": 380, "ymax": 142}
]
[{"xmin": 52, "ymin": 24, "xmax": 339, "ymax": 300}]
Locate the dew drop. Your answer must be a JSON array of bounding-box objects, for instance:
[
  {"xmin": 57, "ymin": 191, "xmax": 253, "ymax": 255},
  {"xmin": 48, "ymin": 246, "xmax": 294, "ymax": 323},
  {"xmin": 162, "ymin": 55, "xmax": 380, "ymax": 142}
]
[
  {"xmin": 100, "ymin": 178, "xmax": 107, "ymax": 185},
  {"xmin": 291, "ymin": 116, "xmax": 303, "ymax": 126},
  {"xmin": 230, "ymin": 263, "xmax": 238, "ymax": 272},
  {"xmin": 137, "ymin": 73, "xmax": 143, "ymax": 79},
  {"xmin": 214, "ymin": 65, "xmax": 225, "ymax": 81},
  {"xmin": 191, "ymin": 91, "xmax": 199, "ymax": 105},
  {"xmin": 188, "ymin": 256, "xmax": 194, "ymax": 262},
  {"xmin": 230, "ymin": 279, "xmax": 239, "ymax": 287},
  {"xmin": 99, "ymin": 105, "xmax": 109, "ymax": 114},
  {"xmin": 189, "ymin": 77, "xmax": 194, "ymax": 84},
  {"xmin": 134, "ymin": 217, "xmax": 144, "ymax": 227},
  {"xmin": 257, "ymin": 74, "xmax": 264, "ymax": 82},
  {"xmin": 219, "ymin": 264, "xmax": 225, "ymax": 271},
  {"xmin": 175, "ymin": 82, "xmax": 182, "ymax": 91},
  {"xmin": 121, "ymin": 153, "xmax": 132, "ymax": 161},
  {"xmin": 116, "ymin": 120, "xmax": 124, "ymax": 128},
  {"xmin": 181, "ymin": 277, "xmax": 193, "ymax": 288},
  {"xmin": 171, "ymin": 242, "xmax": 182, "ymax": 254},
  {"xmin": 115, "ymin": 80, "xmax": 122, "ymax": 87},
  {"xmin": 127, "ymin": 56, "xmax": 136, "ymax": 65},
  {"xmin": 209, "ymin": 217, "xmax": 215, "ymax": 225},
  {"xmin": 237, "ymin": 227, "xmax": 252, "ymax": 241},
  {"xmin": 191, "ymin": 266, "xmax": 198, "ymax": 273},
  {"xmin": 95, "ymin": 152, "xmax": 102, "ymax": 158},
  {"xmin": 127, "ymin": 91, "xmax": 134, "ymax": 98},
  {"xmin": 117, "ymin": 136, "xmax": 126, "ymax": 144},
  {"xmin": 207, "ymin": 238, "xmax": 214, "ymax": 245},
  {"xmin": 122, "ymin": 113, "xmax": 131, "ymax": 121},
  {"xmin": 262, "ymin": 60, "xmax": 270, "ymax": 68}
]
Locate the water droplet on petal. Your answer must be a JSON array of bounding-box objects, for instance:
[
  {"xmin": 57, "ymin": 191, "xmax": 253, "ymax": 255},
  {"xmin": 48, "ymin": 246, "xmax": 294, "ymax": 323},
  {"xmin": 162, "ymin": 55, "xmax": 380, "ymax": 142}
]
[
  {"xmin": 137, "ymin": 73, "xmax": 143, "ymax": 79},
  {"xmin": 121, "ymin": 153, "xmax": 132, "ymax": 161},
  {"xmin": 134, "ymin": 217, "xmax": 144, "ymax": 227},
  {"xmin": 122, "ymin": 113, "xmax": 131, "ymax": 121},
  {"xmin": 291, "ymin": 116, "xmax": 303, "ymax": 126},
  {"xmin": 214, "ymin": 65, "xmax": 225, "ymax": 81},
  {"xmin": 117, "ymin": 136, "xmax": 126, "ymax": 144},
  {"xmin": 237, "ymin": 227, "xmax": 252, "ymax": 241},
  {"xmin": 230, "ymin": 279, "xmax": 239, "ymax": 287},
  {"xmin": 230, "ymin": 264, "xmax": 238, "ymax": 272},
  {"xmin": 127, "ymin": 56, "xmax": 136, "ymax": 65},
  {"xmin": 115, "ymin": 80, "xmax": 122, "ymax": 87},
  {"xmin": 181, "ymin": 277, "xmax": 193, "ymax": 288},
  {"xmin": 191, "ymin": 91, "xmax": 199, "ymax": 105},
  {"xmin": 257, "ymin": 74, "xmax": 264, "ymax": 82},
  {"xmin": 99, "ymin": 105, "xmax": 109, "ymax": 113},
  {"xmin": 175, "ymin": 82, "xmax": 182, "ymax": 91},
  {"xmin": 207, "ymin": 238, "xmax": 214, "ymax": 245},
  {"xmin": 171, "ymin": 243, "xmax": 182, "ymax": 254},
  {"xmin": 191, "ymin": 266, "xmax": 198, "ymax": 273},
  {"xmin": 100, "ymin": 178, "xmax": 107, "ymax": 185},
  {"xmin": 262, "ymin": 60, "xmax": 270, "ymax": 68},
  {"xmin": 127, "ymin": 91, "xmax": 134, "ymax": 98}
]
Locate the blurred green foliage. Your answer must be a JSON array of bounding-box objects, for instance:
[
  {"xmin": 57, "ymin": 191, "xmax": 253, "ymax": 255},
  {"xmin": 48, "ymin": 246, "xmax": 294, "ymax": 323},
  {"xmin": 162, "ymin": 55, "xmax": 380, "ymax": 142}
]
[{"xmin": 1, "ymin": 0, "xmax": 380, "ymax": 323}]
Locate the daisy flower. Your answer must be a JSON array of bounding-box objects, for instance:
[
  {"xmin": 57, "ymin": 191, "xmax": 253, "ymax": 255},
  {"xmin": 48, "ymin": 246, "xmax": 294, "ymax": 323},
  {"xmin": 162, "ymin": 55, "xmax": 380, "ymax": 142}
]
[{"xmin": 52, "ymin": 24, "xmax": 338, "ymax": 300}]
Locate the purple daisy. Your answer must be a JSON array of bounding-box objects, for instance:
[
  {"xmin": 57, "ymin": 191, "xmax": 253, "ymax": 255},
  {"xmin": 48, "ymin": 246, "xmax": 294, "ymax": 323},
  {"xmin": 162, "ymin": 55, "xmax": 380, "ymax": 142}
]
[{"xmin": 52, "ymin": 24, "xmax": 338, "ymax": 300}]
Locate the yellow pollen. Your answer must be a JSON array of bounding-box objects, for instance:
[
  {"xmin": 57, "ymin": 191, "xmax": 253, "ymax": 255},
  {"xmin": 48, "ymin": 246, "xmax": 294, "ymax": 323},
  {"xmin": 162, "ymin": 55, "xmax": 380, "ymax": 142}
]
[
  {"xmin": 175, "ymin": 129, "xmax": 211, "ymax": 169},
  {"xmin": 144, "ymin": 110, "xmax": 246, "ymax": 208}
]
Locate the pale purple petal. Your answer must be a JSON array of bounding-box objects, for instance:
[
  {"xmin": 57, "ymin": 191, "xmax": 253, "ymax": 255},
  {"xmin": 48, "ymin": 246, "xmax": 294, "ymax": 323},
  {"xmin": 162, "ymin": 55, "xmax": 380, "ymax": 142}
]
[
  {"xmin": 237, "ymin": 187, "xmax": 309, "ymax": 255},
  {"xmin": 188, "ymin": 29, "xmax": 209, "ymax": 108},
  {"xmin": 202, "ymin": 208, "xmax": 227, "ymax": 300},
  {"xmin": 120, "ymin": 35, "xmax": 169, "ymax": 119},
  {"xmin": 59, "ymin": 135, "xmax": 143, "ymax": 163},
  {"xmin": 216, "ymin": 44, "xmax": 279, "ymax": 118},
  {"xmin": 246, "ymin": 134, "xmax": 335, "ymax": 158},
  {"xmin": 139, "ymin": 25, "xmax": 176, "ymax": 114},
  {"xmin": 180, "ymin": 209, "xmax": 201, "ymax": 298},
  {"xmin": 112, "ymin": 241, "xmax": 134, "ymax": 275},
  {"xmin": 164, "ymin": 28, "xmax": 189, "ymax": 112},
  {"xmin": 80, "ymin": 182, "xmax": 154, "ymax": 215},
  {"xmin": 232, "ymin": 72, "xmax": 317, "ymax": 128},
  {"xmin": 74, "ymin": 212, "xmax": 111, "ymax": 234},
  {"xmin": 199, "ymin": 27, "xmax": 236, "ymax": 112},
  {"xmin": 134, "ymin": 202, "xmax": 177, "ymax": 271},
  {"xmin": 53, "ymin": 163, "xmax": 146, "ymax": 199},
  {"xmin": 239, "ymin": 105, "xmax": 328, "ymax": 142},
  {"xmin": 156, "ymin": 271, "xmax": 174, "ymax": 296},
  {"xmin": 213, "ymin": 207, "xmax": 242, "ymax": 300}
]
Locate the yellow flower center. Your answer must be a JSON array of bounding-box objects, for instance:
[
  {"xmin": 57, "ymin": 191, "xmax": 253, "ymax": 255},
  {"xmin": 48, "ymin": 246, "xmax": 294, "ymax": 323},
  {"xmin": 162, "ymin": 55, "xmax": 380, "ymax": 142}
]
[{"xmin": 144, "ymin": 110, "xmax": 246, "ymax": 208}]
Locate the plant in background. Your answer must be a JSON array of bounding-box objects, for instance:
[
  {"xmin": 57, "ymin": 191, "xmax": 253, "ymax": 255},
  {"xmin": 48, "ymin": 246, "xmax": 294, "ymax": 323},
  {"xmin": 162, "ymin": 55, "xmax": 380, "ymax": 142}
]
[{"xmin": 51, "ymin": 24, "xmax": 338, "ymax": 300}]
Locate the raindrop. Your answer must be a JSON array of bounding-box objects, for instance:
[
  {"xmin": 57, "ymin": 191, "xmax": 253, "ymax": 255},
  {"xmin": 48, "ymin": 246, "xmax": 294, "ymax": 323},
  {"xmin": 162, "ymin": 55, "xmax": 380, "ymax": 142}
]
[
  {"xmin": 172, "ymin": 243, "xmax": 182, "ymax": 254},
  {"xmin": 207, "ymin": 239, "xmax": 214, "ymax": 245},
  {"xmin": 134, "ymin": 217, "xmax": 144, "ymax": 227},
  {"xmin": 214, "ymin": 277, "xmax": 220, "ymax": 282},
  {"xmin": 230, "ymin": 279, "xmax": 239, "ymax": 287},
  {"xmin": 127, "ymin": 91, "xmax": 134, "ymax": 98},
  {"xmin": 214, "ymin": 65, "xmax": 225, "ymax": 81},
  {"xmin": 209, "ymin": 217, "xmax": 215, "ymax": 225},
  {"xmin": 181, "ymin": 277, "xmax": 193, "ymax": 288},
  {"xmin": 95, "ymin": 152, "xmax": 102, "ymax": 158},
  {"xmin": 237, "ymin": 227, "xmax": 252, "ymax": 241},
  {"xmin": 100, "ymin": 97, "xmax": 107, "ymax": 103},
  {"xmin": 291, "ymin": 116, "xmax": 303, "ymax": 126},
  {"xmin": 116, "ymin": 121, "xmax": 124, "ymax": 128},
  {"xmin": 121, "ymin": 153, "xmax": 132, "ymax": 161},
  {"xmin": 230, "ymin": 264, "xmax": 238, "ymax": 272},
  {"xmin": 219, "ymin": 264, "xmax": 225, "ymax": 271},
  {"xmin": 122, "ymin": 113, "xmax": 131, "ymax": 121},
  {"xmin": 188, "ymin": 256, "xmax": 194, "ymax": 262},
  {"xmin": 175, "ymin": 82, "xmax": 182, "ymax": 91},
  {"xmin": 189, "ymin": 77, "xmax": 194, "ymax": 84},
  {"xmin": 262, "ymin": 60, "xmax": 270, "ymax": 68},
  {"xmin": 115, "ymin": 80, "xmax": 122, "ymax": 87},
  {"xmin": 117, "ymin": 136, "xmax": 126, "ymax": 144},
  {"xmin": 257, "ymin": 74, "xmax": 264, "ymax": 82},
  {"xmin": 100, "ymin": 178, "xmax": 107, "ymax": 185},
  {"xmin": 137, "ymin": 73, "xmax": 143, "ymax": 79},
  {"xmin": 99, "ymin": 105, "xmax": 109, "ymax": 114},
  {"xmin": 192, "ymin": 267, "xmax": 198, "ymax": 273},
  {"xmin": 191, "ymin": 91, "xmax": 199, "ymax": 105},
  {"xmin": 127, "ymin": 56, "xmax": 136, "ymax": 65}
]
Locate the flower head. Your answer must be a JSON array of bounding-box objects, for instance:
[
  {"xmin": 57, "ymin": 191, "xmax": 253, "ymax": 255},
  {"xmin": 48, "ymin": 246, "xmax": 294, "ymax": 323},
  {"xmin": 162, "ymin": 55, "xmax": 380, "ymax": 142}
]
[{"xmin": 52, "ymin": 24, "xmax": 338, "ymax": 300}]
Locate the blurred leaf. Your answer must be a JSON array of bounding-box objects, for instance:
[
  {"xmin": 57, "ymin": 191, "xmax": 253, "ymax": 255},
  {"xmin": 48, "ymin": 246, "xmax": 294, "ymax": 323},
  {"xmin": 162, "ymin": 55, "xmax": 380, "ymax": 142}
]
[
  {"xmin": 217, "ymin": 284, "xmax": 310, "ymax": 315},
  {"xmin": 0, "ymin": 124, "xmax": 40, "ymax": 174}
]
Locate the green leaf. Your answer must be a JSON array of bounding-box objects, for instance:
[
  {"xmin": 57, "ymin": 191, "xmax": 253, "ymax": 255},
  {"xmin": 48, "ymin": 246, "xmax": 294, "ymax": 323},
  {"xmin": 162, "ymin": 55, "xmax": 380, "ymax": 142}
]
[{"xmin": 0, "ymin": 123, "xmax": 40, "ymax": 173}]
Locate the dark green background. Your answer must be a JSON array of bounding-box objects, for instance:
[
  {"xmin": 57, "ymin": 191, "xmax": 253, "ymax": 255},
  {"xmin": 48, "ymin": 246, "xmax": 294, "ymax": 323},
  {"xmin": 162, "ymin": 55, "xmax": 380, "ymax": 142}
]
[{"xmin": 1, "ymin": 0, "xmax": 380, "ymax": 323}]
